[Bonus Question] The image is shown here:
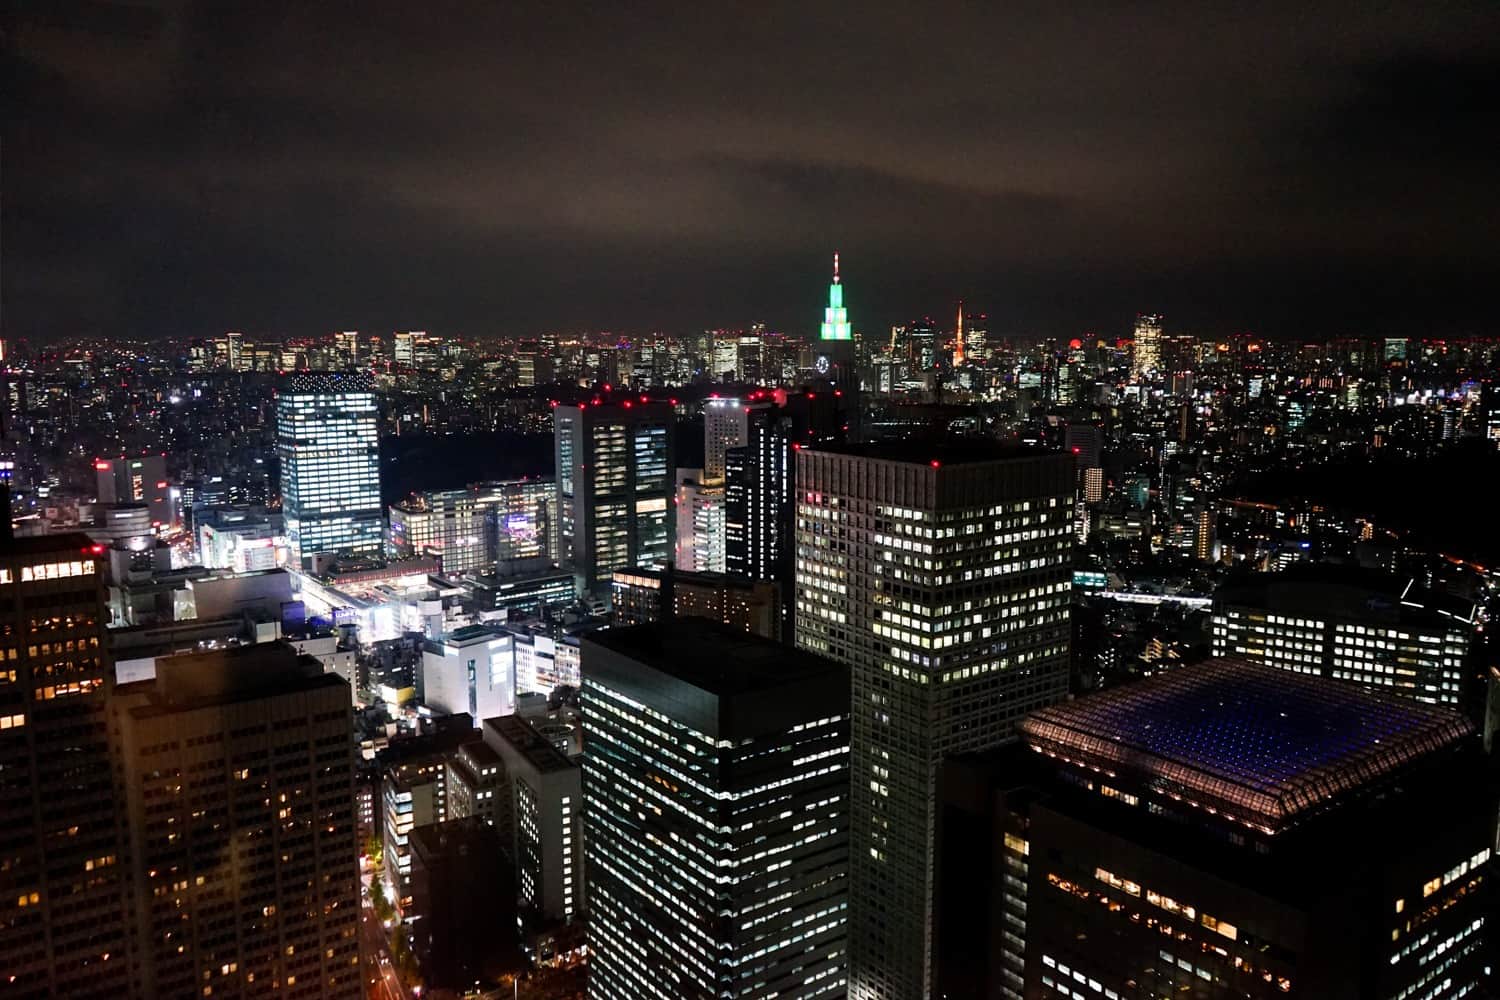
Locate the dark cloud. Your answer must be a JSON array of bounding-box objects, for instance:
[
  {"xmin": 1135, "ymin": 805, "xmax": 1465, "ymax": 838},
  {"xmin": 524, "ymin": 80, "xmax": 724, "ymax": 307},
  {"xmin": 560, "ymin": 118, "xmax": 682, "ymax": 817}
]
[{"xmin": 5, "ymin": 0, "xmax": 1500, "ymax": 342}]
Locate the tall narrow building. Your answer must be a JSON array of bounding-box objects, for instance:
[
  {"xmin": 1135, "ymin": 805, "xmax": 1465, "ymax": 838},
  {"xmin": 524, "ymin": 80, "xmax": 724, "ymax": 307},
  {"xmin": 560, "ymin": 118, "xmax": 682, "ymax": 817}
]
[
  {"xmin": 582, "ymin": 621, "xmax": 851, "ymax": 999},
  {"xmin": 702, "ymin": 398, "xmax": 750, "ymax": 484},
  {"xmin": 110, "ymin": 643, "xmax": 361, "ymax": 999},
  {"xmin": 813, "ymin": 254, "xmax": 861, "ymax": 440},
  {"xmin": 553, "ymin": 401, "xmax": 675, "ymax": 598},
  {"xmin": 0, "ymin": 532, "xmax": 132, "ymax": 999},
  {"xmin": 276, "ymin": 372, "xmax": 383, "ymax": 568},
  {"xmin": 1132, "ymin": 313, "xmax": 1163, "ymax": 379},
  {"xmin": 724, "ymin": 392, "xmax": 843, "ymax": 639},
  {"xmin": 794, "ymin": 444, "xmax": 1074, "ymax": 999}
]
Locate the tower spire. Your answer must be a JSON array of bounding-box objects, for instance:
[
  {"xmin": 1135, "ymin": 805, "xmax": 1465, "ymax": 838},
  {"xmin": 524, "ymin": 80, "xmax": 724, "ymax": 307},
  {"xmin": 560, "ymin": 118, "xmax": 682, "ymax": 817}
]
[
  {"xmin": 819, "ymin": 252, "xmax": 851, "ymax": 341},
  {"xmin": 954, "ymin": 300, "xmax": 965, "ymax": 365}
]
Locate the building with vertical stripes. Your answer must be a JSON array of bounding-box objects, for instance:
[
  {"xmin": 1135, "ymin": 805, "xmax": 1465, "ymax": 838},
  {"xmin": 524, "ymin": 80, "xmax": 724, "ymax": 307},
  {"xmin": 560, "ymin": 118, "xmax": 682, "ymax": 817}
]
[
  {"xmin": 794, "ymin": 444, "xmax": 1074, "ymax": 1000},
  {"xmin": 581, "ymin": 621, "xmax": 850, "ymax": 999}
]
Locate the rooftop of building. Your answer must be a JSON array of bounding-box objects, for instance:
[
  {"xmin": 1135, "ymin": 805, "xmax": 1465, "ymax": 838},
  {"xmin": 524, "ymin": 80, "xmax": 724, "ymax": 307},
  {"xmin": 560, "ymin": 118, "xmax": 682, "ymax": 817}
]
[
  {"xmin": 473, "ymin": 566, "xmax": 575, "ymax": 586},
  {"xmin": 802, "ymin": 441, "xmax": 1061, "ymax": 467},
  {"xmin": 0, "ymin": 531, "xmax": 101, "ymax": 559},
  {"xmin": 485, "ymin": 713, "xmax": 575, "ymax": 774},
  {"xmin": 586, "ymin": 619, "xmax": 843, "ymax": 698},
  {"xmin": 409, "ymin": 814, "xmax": 504, "ymax": 861},
  {"xmin": 611, "ymin": 566, "xmax": 777, "ymax": 592},
  {"xmin": 378, "ymin": 714, "xmax": 480, "ymax": 767},
  {"xmin": 1019, "ymin": 656, "xmax": 1473, "ymax": 835},
  {"xmin": 116, "ymin": 642, "xmax": 344, "ymax": 717},
  {"xmin": 278, "ymin": 370, "xmax": 376, "ymax": 394},
  {"xmin": 438, "ymin": 623, "xmax": 507, "ymax": 646},
  {"xmin": 1213, "ymin": 565, "xmax": 1476, "ymax": 628}
]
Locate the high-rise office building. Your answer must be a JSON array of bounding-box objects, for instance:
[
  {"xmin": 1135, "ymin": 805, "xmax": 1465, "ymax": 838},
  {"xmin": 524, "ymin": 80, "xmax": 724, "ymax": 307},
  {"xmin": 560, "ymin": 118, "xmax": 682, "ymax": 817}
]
[
  {"xmin": 582, "ymin": 621, "xmax": 850, "ymax": 999},
  {"xmin": 95, "ymin": 454, "xmax": 174, "ymax": 529},
  {"xmin": 276, "ymin": 372, "xmax": 383, "ymax": 568},
  {"xmin": 553, "ymin": 401, "xmax": 674, "ymax": 597},
  {"xmin": 333, "ymin": 330, "xmax": 359, "ymax": 368},
  {"xmin": 794, "ymin": 444, "xmax": 1074, "ymax": 999},
  {"xmin": 674, "ymin": 469, "xmax": 726, "ymax": 573},
  {"xmin": 378, "ymin": 717, "xmax": 480, "ymax": 909},
  {"xmin": 0, "ymin": 532, "xmax": 132, "ymax": 1000},
  {"xmin": 110, "ymin": 643, "xmax": 360, "ymax": 1000},
  {"xmin": 724, "ymin": 392, "xmax": 843, "ymax": 638},
  {"xmin": 225, "ymin": 330, "xmax": 245, "ymax": 372},
  {"xmin": 1132, "ymin": 313, "xmax": 1162, "ymax": 378},
  {"xmin": 937, "ymin": 657, "xmax": 1495, "ymax": 1000},
  {"xmin": 703, "ymin": 398, "xmax": 750, "ymax": 483},
  {"xmin": 1063, "ymin": 424, "xmax": 1104, "ymax": 505},
  {"xmin": 515, "ymin": 340, "xmax": 553, "ymax": 387},
  {"xmin": 1211, "ymin": 567, "xmax": 1475, "ymax": 707}
]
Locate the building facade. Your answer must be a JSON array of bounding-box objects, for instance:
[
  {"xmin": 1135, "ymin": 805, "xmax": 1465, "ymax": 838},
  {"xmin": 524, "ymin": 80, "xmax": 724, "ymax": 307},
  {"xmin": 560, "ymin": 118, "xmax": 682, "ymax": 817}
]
[
  {"xmin": 582, "ymin": 622, "xmax": 851, "ymax": 999},
  {"xmin": 1211, "ymin": 569, "xmax": 1475, "ymax": 707},
  {"xmin": 110, "ymin": 644, "xmax": 360, "ymax": 1000},
  {"xmin": 485, "ymin": 714, "xmax": 584, "ymax": 930},
  {"xmin": 553, "ymin": 401, "xmax": 675, "ymax": 597},
  {"xmin": 794, "ymin": 444, "xmax": 1074, "ymax": 999},
  {"xmin": 421, "ymin": 624, "xmax": 517, "ymax": 725},
  {"xmin": 611, "ymin": 566, "xmax": 782, "ymax": 642},
  {"xmin": 0, "ymin": 534, "xmax": 133, "ymax": 1000},
  {"xmin": 276, "ymin": 372, "xmax": 382, "ymax": 567},
  {"xmin": 703, "ymin": 398, "xmax": 749, "ymax": 483},
  {"xmin": 674, "ymin": 469, "xmax": 726, "ymax": 574},
  {"xmin": 389, "ymin": 478, "xmax": 555, "ymax": 575},
  {"xmin": 1132, "ymin": 313, "xmax": 1163, "ymax": 378},
  {"xmin": 95, "ymin": 454, "xmax": 173, "ymax": 528}
]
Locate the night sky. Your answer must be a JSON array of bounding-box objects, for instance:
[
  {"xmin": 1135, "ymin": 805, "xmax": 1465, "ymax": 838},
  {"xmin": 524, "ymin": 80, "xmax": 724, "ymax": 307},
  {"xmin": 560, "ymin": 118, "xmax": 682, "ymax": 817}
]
[{"xmin": 7, "ymin": 1, "xmax": 1499, "ymax": 342}]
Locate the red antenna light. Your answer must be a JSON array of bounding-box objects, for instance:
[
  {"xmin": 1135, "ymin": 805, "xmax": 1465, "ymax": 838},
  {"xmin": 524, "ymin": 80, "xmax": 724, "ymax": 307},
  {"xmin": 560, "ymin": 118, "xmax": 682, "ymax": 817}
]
[{"xmin": 930, "ymin": 460, "xmax": 941, "ymax": 468}]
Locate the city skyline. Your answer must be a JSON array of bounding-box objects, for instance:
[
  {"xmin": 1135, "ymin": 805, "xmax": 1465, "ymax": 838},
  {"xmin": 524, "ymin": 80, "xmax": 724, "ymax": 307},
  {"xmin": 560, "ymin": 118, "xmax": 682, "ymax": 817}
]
[
  {"xmin": 9, "ymin": 4, "xmax": 1500, "ymax": 343},
  {"xmin": 5, "ymin": 5, "xmax": 1500, "ymax": 999}
]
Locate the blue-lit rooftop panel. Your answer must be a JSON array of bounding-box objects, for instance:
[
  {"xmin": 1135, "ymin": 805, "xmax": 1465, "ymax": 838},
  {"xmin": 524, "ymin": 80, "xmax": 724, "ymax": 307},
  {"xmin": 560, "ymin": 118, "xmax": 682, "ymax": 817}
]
[{"xmin": 1020, "ymin": 657, "xmax": 1472, "ymax": 833}]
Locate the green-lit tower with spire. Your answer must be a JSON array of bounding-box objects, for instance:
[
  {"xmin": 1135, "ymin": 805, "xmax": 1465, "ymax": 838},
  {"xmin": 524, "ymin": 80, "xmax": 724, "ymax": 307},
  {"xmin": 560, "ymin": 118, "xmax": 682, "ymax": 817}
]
[
  {"xmin": 812, "ymin": 251, "xmax": 861, "ymax": 440},
  {"xmin": 820, "ymin": 251, "xmax": 853, "ymax": 341}
]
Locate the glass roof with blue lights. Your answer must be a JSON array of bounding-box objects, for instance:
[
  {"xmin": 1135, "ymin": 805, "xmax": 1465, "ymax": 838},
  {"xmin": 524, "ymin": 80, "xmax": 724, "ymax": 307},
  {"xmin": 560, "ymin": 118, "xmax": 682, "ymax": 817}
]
[{"xmin": 1020, "ymin": 657, "xmax": 1472, "ymax": 834}]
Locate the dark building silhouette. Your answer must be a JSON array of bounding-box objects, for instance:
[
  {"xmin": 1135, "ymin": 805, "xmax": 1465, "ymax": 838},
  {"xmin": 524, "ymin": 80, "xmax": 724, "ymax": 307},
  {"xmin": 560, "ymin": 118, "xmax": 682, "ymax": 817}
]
[
  {"xmin": 409, "ymin": 817, "xmax": 524, "ymax": 991},
  {"xmin": 937, "ymin": 657, "xmax": 1497, "ymax": 1000}
]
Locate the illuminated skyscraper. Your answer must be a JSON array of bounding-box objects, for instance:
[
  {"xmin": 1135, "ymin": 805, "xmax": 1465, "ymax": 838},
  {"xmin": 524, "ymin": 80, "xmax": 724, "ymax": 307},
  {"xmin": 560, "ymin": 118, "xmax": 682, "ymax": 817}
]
[
  {"xmin": 582, "ymin": 621, "xmax": 850, "ymax": 1000},
  {"xmin": 814, "ymin": 254, "xmax": 861, "ymax": 440},
  {"xmin": 820, "ymin": 253, "xmax": 853, "ymax": 341},
  {"xmin": 674, "ymin": 469, "xmax": 726, "ymax": 573},
  {"xmin": 275, "ymin": 372, "xmax": 383, "ymax": 568},
  {"xmin": 1132, "ymin": 313, "xmax": 1162, "ymax": 378},
  {"xmin": 703, "ymin": 397, "xmax": 750, "ymax": 483},
  {"xmin": 333, "ymin": 329, "xmax": 359, "ymax": 368},
  {"xmin": 554, "ymin": 401, "xmax": 675, "ymax": 597},
  {"xmin": 0, "ymin": 532, "xmax": 132, "ymax": 1000},
  {"xmin": 795, "ymin": 444, "xmax": 1074, "ymax": 999}
]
